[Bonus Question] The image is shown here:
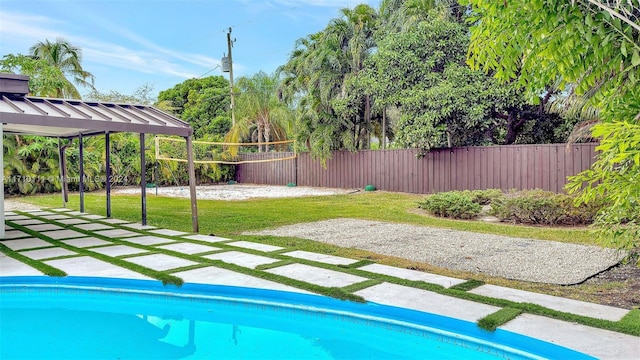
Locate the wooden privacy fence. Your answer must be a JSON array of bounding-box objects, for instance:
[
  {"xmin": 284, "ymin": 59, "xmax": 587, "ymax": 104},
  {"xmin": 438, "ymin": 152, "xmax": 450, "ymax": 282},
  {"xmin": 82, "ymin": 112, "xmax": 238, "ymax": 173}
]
[{"xmin": 236, "ymin": 143, "xmax": 598, "ymax": 194}]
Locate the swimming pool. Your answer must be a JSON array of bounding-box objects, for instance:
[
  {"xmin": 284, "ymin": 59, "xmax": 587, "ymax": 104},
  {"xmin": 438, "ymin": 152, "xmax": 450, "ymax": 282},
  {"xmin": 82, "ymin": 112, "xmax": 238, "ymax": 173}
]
[{"xmin": 0, "ymin": 277, "xmax": 593, "ymax": 359}]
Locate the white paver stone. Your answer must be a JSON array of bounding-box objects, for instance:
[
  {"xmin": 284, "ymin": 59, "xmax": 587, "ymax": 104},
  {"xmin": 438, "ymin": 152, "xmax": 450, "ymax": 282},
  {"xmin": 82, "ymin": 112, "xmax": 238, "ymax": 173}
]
[
  {"xmin": 156, "ymin": 242, "xmax": 220, "ymax": 255},
  {"xmin": 4, "ymin": 211, "xmax": 17, "ymax": 216},
  {"xmin": 265, "ymin": 263, "xmax": 368, "ymax": 288},
  {"xmin": 10, "ymin": 219, "xmax": 45, "ymax": 225},
  {"xmin": 1, "ymin": 238, "xmax": 51, "ymax": 251},
  {"xmin": 61, "ymin": 237, "xmax": 112, "ymax": 248},
  {"xmin": 149, "ymin": 229, "xmax": 189, "ymax": 237},
  {"xmin": 2, "ymin": 230, "xmax": 31, "ymax": 239},
  {"xmin": 470, "ymin": 284, "xmax": 629, "ymax": 321},
  {"xmin": 94, "ymin": 229, "xmax": 140, "ymax": 238},
  {"xmin": 39, "ymin": 214, "xmax": 71, "ymax": 220},
  {"xmin": 226, "ymin": 241, "xmax": 284, "ymax": 252},
  {"xmin": 81, "ymin": 214, "xmax": 106, "ymax": 220},
  {"xmin": 66, "ymin": 211, "xmax": 87, "ymax": 215},
  {"xmin": 355, "ymin": 283, "xmax": 499, "ymax": 322},
  {"xmin": 182, "ymin": 234, "xmax": 230, "ymax": 243},
  {"xmin": 125, "ymin": 254, "xmax": 197, "ymax": 271},
  {"xmin": 122, "ymin": 223, "xmax": 157, "ymax": 230},
  {"xmin": 41, "ymin": 229, "xmax": 88, "ymax": 240},
  {"xmin": 21, "ymin": 248, "xmax": 77, "ymax": 260},
  {"xmin": 56, "ymin": 218, "xmax": 90, "ymax": 225},
  {"xmin": 204, "ymin": 251, "xmax": 279, "ymax": 269},
  {"xmin": 90, "ymin": 245, "xmax": 148, "ymax": 257},
  {"xmin": 358, "ymin": 263, "xmax": 465, "ymax": 288},
  {"xmin": 4, "ymin": 215, "xmax": 29, "ymax": 221},
  {"xmin": 175, "ymin": 266, "xmax": 311, "ymax": 294},
  {"xmin": 51, "ymin": 208, "xmax": 72, "ymax": 212},
  {"xmin": 74, "ymin": 223, "xmax": 114, "ymax": 231},
  {"xmin": 45, "ymin": 256, "xmax": 150, "ymax": 280},
  {"xmin": 282, "ymin": 250, "xmax": 358, "ymax": 265},
  {"xmin": 500, "ymin": 314, "xmax": 640, "ymax": 360},
  {"xmin": 0, "ymin": 254, "xmax": 43, "ymax": 276},
  {"xmin": 100, "ymin": 218, "xmax": 131, "ymax": 224},
  {"xmin": 25, "ymin": 224, "xmax": 64, "ymax": 232},
  {"xmin": 123, "ymin": 236, "xmax": 175, "ymax": 246},
  {"xmin": 23, "ymin": 211, "xmax": 52, "ymax": 216}
]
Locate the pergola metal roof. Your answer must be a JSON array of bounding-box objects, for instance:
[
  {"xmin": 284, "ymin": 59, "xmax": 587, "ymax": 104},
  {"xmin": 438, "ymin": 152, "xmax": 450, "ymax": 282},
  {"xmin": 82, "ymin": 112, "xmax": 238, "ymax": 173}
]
[{"xmin": 0, "ymin": 74, "xmax": 192, "ymax": 138}]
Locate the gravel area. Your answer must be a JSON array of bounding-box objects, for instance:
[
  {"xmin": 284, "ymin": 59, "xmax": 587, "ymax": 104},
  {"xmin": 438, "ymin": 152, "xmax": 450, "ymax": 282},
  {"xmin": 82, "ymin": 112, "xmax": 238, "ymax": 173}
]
[
  {"xmin": 3, "ymin": 198, "xmax": 42, "ymax": 211},
  {"xmin": 114, "ymin": 184, "xmax": 355, "ymax": 200},
  {"xmin": 246, "ymin": 218, "xmax": 626, "ymax": 285}
]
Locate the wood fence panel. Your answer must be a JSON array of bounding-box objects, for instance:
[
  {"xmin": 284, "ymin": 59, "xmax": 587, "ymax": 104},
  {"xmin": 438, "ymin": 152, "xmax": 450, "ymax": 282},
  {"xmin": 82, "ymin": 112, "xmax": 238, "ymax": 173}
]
[{"xmin": 234, "ymin": 143, "xmax": 598, "ymax": 194}]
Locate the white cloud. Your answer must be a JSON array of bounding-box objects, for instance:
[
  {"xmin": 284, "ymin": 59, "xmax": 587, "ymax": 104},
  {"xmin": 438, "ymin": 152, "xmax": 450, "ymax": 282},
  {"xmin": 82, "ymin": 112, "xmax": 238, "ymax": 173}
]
[{"xmin": 0, "ymin": 10, "xmax": 218, "ymax": 81}]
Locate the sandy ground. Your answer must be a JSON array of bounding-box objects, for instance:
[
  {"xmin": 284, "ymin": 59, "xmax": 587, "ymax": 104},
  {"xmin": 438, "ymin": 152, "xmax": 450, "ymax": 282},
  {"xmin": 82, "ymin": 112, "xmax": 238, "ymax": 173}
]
[{"xmin": 113, "ymin": 184, "xmax": 357, "ymax": 200}]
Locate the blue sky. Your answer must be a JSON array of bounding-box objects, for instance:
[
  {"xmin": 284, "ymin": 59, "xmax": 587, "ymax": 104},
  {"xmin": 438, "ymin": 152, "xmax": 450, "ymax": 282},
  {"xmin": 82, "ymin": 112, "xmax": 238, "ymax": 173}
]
[{"xmin": 0, "ymin": 0, "xmax": 376, "ymax": 98}]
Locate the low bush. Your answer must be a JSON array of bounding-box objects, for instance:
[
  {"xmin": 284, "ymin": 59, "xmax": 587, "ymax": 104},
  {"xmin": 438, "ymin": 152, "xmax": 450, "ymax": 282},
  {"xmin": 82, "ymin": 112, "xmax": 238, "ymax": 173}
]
[
  {"xmin": 461, "ymin": 189, "xmax": 504, "ymax": 205},
  {"xmin": 418, "ymin": 191, "xmax": 481, "ymax": 219},
  {"xmin": 490, "ymin": 190, "xmax": 564, "ymax": 225},
  {"xmin": 490, "ymin": 189, "xmax": 606, "ymax": 225}
]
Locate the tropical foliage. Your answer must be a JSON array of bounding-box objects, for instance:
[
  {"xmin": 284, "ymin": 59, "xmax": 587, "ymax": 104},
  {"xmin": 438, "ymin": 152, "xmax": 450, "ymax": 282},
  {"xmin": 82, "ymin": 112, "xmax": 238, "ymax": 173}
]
[
  {"xmin": 464, "ymin": 0, "xmax": 640, "ymax": 251},
  {"xmin": 225, "ymin": 71, "xmax": 293, "ymax": 153},
  {"xmin": 28, "ymin": 37, "xmax": 95, "ymax": 98},
  {"xmin": 157, "ymin": 76, "xmax": 231, "ymax": 139}
]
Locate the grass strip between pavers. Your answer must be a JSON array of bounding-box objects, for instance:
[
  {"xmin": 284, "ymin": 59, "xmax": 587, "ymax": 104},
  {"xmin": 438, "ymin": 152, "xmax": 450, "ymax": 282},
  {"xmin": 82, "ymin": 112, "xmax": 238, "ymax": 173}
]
[
  {"xmin": 0, "ymin": 244, "xmax": 66, "ymax": 277},
  {"xmin": 478, "ymin": 308, "xmax": 523, "ymax": 331},
  {"xmin": 255, "ymin": 260, "xmax": 295, "ymax": 270},
  {"xmin": 449, "ymin": 279, "xmax": 485, "ymax": 291},
  {"xmin": 6, "ymin": 210, "xmax": 639, "ymax": 337}
]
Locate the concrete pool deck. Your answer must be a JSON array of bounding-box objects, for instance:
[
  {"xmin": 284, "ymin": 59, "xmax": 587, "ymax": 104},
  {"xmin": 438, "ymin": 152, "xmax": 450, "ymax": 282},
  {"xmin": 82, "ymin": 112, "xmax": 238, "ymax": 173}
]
[{"xmin": 1, "ymin": 208, "xmax": 638, "ymax": 359}]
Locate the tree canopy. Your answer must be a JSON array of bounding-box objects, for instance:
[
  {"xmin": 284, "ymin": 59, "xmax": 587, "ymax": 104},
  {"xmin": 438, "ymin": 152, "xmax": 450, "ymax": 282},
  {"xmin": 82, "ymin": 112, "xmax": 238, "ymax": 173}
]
[
  {"xmin": 464, "ymin": 0, "xmax": 640, "ymax": 252},
  {"xmin": 157, "ymin": 76, "xmax": 231, "ymax": 139}
]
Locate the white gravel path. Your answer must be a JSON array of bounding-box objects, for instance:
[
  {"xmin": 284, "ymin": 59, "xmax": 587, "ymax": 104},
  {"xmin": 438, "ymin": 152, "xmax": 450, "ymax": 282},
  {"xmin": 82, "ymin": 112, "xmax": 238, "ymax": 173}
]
[
  {"xmin": 246, "ymin": 218, "xmax": 625, "ymax": 285},
  {"xmin": 3, "ymin": 199, "xmax": 42, "ymax": 211}
]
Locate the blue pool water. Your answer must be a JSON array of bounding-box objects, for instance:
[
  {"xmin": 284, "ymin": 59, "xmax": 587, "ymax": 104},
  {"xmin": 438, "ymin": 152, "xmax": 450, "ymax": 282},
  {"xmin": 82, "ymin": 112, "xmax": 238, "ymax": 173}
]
[{"xmin": 0, "ymin": 277, "xmax": 593, "ymax": 359}]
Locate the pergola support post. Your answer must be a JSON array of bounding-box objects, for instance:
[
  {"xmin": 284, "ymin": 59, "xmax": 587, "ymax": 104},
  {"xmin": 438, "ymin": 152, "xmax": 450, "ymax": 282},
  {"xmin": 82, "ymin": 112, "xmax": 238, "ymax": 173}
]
[
  {"xmin": 140, "ymin": 133, "xmax": 147, "ymax": 226},
  {"xmin": 186, "ymin": 135, "xmax": 199, "ymax": 233},
  {"xmin": 1, "ymin": 123, "xmax": 4, "ymax": 239},
  {"xmin": 79, "ymin": 133, "xmax": 85, "ymax": 213},
  {"xmin": 57, "ymin": 137, "xmax": 66, "ymax": 208},
  {"xmin": 105, "ymin": 131, "xmax": 111, "ymax": 218}
]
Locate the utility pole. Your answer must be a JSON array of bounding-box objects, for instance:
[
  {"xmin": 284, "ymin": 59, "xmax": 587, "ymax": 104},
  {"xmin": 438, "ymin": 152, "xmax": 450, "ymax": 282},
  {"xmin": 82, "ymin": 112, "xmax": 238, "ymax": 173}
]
[{"xmin": 225, "ymin": 27, "xmax": 236, "ymax": 126}]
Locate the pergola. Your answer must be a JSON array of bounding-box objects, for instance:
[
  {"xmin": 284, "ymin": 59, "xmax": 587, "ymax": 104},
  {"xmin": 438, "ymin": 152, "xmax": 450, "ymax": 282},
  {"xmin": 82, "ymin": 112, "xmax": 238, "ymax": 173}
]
[{"xmin": 0, "ymin": 74, "xmax": 199, "ymax": 237}]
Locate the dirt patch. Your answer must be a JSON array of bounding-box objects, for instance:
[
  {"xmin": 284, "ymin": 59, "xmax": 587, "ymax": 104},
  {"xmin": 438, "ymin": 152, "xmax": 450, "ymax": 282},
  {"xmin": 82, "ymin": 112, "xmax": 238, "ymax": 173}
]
[{"xmin": 580, "ymin": 259, "xmax": 640, "ymax": 309}]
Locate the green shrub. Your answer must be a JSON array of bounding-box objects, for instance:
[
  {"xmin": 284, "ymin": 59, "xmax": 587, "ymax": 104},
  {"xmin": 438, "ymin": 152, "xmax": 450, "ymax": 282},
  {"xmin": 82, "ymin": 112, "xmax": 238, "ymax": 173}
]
[
  {"xmin": 461, "ymin": 189, "xmax": 504, "ymax": 205},
  {"xmin": 490, "ymin": 189, "xmax": 606, "ymax": 225},
  {"xmin": 490, "ymin": 189, "xmax": 565, "ymax": 225},
  {"xmin": 418, "ymin": 191, "xmax": 481, "ymax": 219}
]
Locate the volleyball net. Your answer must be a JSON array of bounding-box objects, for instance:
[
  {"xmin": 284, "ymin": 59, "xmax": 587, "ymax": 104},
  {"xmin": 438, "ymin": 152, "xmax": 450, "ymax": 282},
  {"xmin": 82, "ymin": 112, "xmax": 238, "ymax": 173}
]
[{"xmin": 155, "ymin": 136, "xmax": 297, "ymax": 165}]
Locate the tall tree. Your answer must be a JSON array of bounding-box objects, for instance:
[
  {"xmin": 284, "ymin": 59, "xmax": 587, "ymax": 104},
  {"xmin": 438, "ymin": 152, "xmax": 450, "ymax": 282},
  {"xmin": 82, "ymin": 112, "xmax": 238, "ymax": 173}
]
[
  {"xmin": 29, "ymin": 37, "xmax": 95, "ymax": 98},
  {"xmin": 279, "ymin": 4, "xmax": 379, "ymax": 161},
  {"xmin": 464, "ymin": 0, "xmax": 640, "ymax": 252},
  {"xmin": 157, "ymin": 76, "xmax": 231, "ymax": 139},
  {"xmin": 0, "ymin": 54, "xmax": 69, "ymax": 97},
  {"xmin": 225, "ymin": 71, "xmax": 293, "ymax": 153}
]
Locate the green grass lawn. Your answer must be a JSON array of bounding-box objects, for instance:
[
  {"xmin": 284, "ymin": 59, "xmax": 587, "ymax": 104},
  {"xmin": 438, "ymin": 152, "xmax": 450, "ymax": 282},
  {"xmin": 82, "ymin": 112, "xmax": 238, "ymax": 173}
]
[{"xmin": 20, "ymin": 190, "xmax": 597, "ymax": 245}]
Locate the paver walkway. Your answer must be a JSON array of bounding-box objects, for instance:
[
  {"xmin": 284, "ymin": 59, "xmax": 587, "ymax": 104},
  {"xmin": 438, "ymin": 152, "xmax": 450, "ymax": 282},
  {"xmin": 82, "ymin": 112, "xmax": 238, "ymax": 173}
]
[{"xmin": 1, "ymin": 208, "xmax": 638, "ymax": 359}]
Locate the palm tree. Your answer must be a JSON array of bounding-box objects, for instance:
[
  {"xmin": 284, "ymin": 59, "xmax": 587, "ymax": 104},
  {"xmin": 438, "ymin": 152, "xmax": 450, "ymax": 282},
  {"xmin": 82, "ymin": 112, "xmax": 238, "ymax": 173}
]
[
  {"xmin": 225, "ymin": 72, "xmax": 293, "ymax": 153},
  {"xmin": 278, "ymin": 4, "xmax": 379, "ymax": 160},
  {"xmin": 29, "ymin": 37, "xmax": 95, "ymax": 98}
]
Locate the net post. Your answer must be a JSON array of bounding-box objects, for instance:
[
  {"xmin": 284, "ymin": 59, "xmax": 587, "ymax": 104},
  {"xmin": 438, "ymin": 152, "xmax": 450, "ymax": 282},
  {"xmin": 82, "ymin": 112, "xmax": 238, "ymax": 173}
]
[{"xmin": 186, "ymin": 135, "xmax": 199, "ymax": 233}]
